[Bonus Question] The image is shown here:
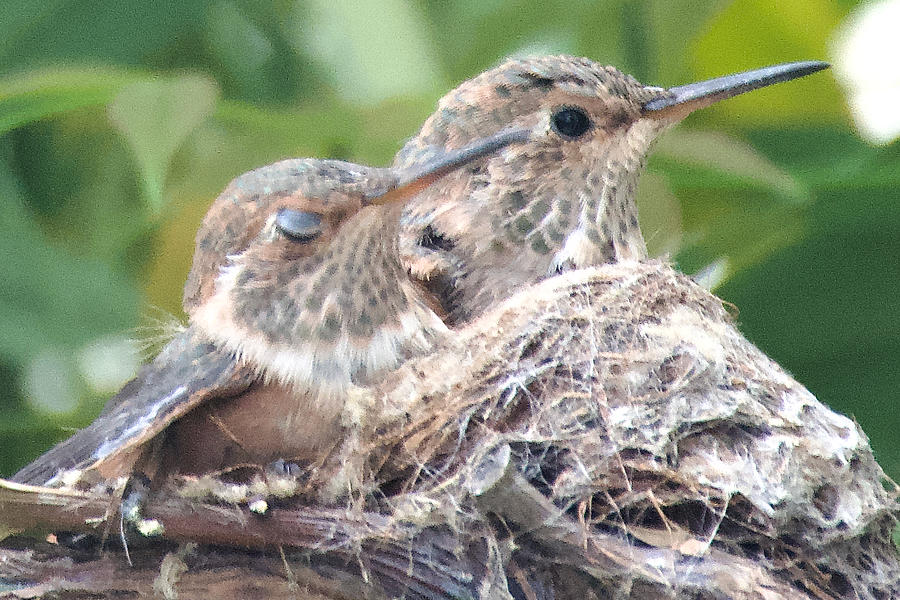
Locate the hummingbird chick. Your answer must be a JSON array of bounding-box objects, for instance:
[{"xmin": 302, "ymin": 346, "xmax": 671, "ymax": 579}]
[
  {"xmin": 12, "ymin": 130, "xmax": 531, "ymax": 485},
  {"xmin": 396, "ymin": 57, "xmax": 827, "ymax": 323},
  {"xmin": 13, "ymin": 56, "xmax": 827, "ymax": 488}
]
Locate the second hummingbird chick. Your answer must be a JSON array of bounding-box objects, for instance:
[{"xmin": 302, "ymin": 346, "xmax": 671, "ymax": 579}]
[{"xmin": 395, "ymin": 56, "xmax": 827, "ymax": 324}]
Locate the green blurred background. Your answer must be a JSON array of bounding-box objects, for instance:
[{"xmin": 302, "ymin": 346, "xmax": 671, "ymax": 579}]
[{"xmin": 1, "ymin": 0, "xmax": 898, "ymax": 482}]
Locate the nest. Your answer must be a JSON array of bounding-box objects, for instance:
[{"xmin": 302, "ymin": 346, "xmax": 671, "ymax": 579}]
[{"xmin": 2, "ymin": 261, "xmax": 897, "ymax": 599}]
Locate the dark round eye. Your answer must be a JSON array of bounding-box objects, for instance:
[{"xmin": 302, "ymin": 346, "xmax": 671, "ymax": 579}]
[
  {"xmin": 274, "ymin": 208, "xmax": 322, "ymax": 242},
  {"xmin": 551, "ymin": 106, "xmax": 592, "ymax": 139}
]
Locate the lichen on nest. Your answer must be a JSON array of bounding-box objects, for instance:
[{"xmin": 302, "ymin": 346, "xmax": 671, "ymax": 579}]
[{"xmin": 296, "ymin": 260, "xmax": 898, "ymax": 599}]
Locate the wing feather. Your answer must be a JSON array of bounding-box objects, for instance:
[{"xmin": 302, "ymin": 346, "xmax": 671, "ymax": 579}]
[{"xmin": 13, "ymin": 329, "xmax": 254, "ymax": 486}]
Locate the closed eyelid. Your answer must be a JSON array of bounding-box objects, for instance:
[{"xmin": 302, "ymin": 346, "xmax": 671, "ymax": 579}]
[{"xmin": 274, "ymin": 209, "xmax": 323, "ymax": 242}]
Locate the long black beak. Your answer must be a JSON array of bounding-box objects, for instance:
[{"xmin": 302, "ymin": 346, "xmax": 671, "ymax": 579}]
[
  {"xmin": 642, "ymin": 61, "xmax": 829, "ymax": 118},
  {"xmin": 372, "ymin": 127, "xmax": 532, "ymax": 205}
]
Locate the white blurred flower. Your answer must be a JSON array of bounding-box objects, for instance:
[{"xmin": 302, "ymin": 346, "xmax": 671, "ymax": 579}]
[
  {"xmin": 21, "ymin": 349, "xmax": 79, "ymax": 415},
  {"xmin": 693, "ymin": 257, "xmax": 729, "ymax": 291},
  {"xmin": 77, "ymin": 335, "xmax": 140, "ymax": 395},
  {"xmin": 831, "ymin": 0, "xmax": 900, "ymax": 145}
]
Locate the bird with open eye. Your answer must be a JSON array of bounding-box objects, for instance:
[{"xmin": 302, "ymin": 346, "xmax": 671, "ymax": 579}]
[
  {"xmin": 11, "ymin": 55, "xmax": 827, "ymax": 493},
  {"xmin": 395, "ymin": 56, "xmax": 827, "ymax": 325}
]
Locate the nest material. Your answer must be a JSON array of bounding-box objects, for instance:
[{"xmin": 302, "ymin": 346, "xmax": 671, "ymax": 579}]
[{"xmin": 2, "ymin": 261, "xmax": 897, "ymax": 599}]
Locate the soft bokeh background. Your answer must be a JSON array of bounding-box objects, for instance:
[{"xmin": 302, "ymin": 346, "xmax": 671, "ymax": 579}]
[{"xmin": 1, "ymin": 0, "xmax": 898, "ymax": 483}]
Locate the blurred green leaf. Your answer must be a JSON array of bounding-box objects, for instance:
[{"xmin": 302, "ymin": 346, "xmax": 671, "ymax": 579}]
[
  {"xmin": 108, "ymin": 74, "xmax": 219, "ymax": 214},
  {"xmin": 722, "ymin": 129, "xmax": 900, "ymax": 360},
  {"xmin": 648, "ymin": 127, "xmax": 809, "ymax": 283},
  {"xmin": 674, "ymin": 189, "xmax": 806, "ymax": 278},
  {"xmin": 0, "ymin": 153, "xmax": 140, "ymax": 363},
  {"xmin": 0, "ymin": 145, "xmax": 139, "ymax": 470},
  {"xmin": 654, "ymin": 129, "xmax": 808, "ymax": 201},
  {"xmin": 0, "ymin": 0, "xmax": 203, "ymax": 72},
  {"xmin": 0, "ymin": 67, "xmax": 144, "ymax": 134}
]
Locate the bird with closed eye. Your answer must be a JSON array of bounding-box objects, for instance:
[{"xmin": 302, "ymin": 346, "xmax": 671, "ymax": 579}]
[{"xmin": 11, "ymin": 130, "xmax": 531, "ymax": 485}]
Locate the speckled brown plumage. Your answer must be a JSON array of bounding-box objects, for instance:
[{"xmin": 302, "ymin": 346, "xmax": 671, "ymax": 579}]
[{"xmin": 395, "ymin": 56, "xmax": 673, "ymax": 323}]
